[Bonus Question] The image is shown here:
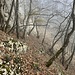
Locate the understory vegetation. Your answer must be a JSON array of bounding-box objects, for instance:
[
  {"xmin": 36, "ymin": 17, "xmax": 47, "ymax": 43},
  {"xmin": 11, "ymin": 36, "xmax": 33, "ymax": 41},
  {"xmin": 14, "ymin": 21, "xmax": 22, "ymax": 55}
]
[{"xmin": 0, "ymin": 0, "xmax": 75, "ymax": 75}]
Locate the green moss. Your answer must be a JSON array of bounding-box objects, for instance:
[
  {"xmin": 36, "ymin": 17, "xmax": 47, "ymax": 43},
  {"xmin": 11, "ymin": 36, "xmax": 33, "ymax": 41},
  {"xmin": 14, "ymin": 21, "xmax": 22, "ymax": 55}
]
[
  {"xmin": 0, "ymin": 70, "xmax": 5, "ymax": 75},
  {"xmin": 14, "ymin": 56, "xmax": 21, "ymax": 64},
  {"xmin": 32, "ymin": 62, "xmax": 40, "ymax": 71}
]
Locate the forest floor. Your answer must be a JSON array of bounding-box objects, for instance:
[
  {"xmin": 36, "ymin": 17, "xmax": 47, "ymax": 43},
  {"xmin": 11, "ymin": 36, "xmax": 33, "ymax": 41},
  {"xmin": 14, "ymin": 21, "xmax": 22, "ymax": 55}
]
[{"xmin": 0, "ymin": 30, "xmax": 74, "ymax": 75}]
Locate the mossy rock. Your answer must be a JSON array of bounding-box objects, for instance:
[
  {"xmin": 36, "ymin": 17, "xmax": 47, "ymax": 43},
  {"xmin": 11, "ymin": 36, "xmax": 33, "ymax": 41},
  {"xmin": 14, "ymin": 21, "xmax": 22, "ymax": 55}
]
[
  {"xmin": 14, "ymin": 56, "xmax": 21, "ymax": 64},
  {"xmin": 0, "ymin": 70, "xmax": 5, "ymax": 74}
]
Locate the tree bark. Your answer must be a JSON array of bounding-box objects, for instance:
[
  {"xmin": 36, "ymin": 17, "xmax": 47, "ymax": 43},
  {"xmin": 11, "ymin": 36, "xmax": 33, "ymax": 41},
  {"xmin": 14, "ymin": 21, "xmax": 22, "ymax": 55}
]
[
  {"xmin": 46, "ymin": 0, "xmax": 75, "ymax": 67},
  {"xmin": 15, "ymin": 0, "xmax": 19, "ymax": 39},
  {"xmin": 5, "ymin": 0, "xmax": 14, "ymax": 32}
]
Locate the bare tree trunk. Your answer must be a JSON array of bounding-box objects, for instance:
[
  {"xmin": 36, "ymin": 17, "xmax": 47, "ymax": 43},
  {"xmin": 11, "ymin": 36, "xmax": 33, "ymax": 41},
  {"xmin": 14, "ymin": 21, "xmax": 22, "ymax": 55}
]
[
  {"xmin": 22, "ymin": 0, "xmax": 32, "ymax": 39},
  {"xmin": 48, "ymin": 15, "xmax": 70, "ymax": 55},
  {"xmin": 65, "ymin": 35, "xmax": 75, "ymax": 70},
  {"xmin": 65, "ymin": 44, "xmax": 75, "ymax": 70},
  {"xmin": 36, "ymin": 23, "xmax": 39, "ymax": 38},
  {"xmin": 8, "ymin": 19, "xmax": 16, "ymax": 34},
  {"xmin": 28, "ymin": 21, "xmax": 35, "ymax": 35},
  {"xmin": 61, "ymin": 17, "xmax": 71, "ymax": 66},
  {"xmin": 5, "ymin": 0, "xmax": 14, "ymax": 32},
  {"xmin": 42, "ymin": 15, "xmax": 54, "ymax": 44},
  {"xmin": 46, "ymin": 0, "xmax": 75, "ymax": 67},
  {"xmin": 7, "ymin": 0, "xmax": 16, "ymax": 34},
  {"xmin": 0, "ymin": 0, "xmax": 5, "ymax": 31},
  {"xmin": 15, "ymin": 0, "xmax": 19, "ymax": 39}
]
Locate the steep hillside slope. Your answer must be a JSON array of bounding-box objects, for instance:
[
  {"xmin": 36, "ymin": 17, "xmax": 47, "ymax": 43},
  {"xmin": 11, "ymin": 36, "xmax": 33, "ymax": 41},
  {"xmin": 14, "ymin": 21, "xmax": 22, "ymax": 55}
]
[{"xmin": 0, "ymin": 30, "xmax": 70, "ymax": 75}]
